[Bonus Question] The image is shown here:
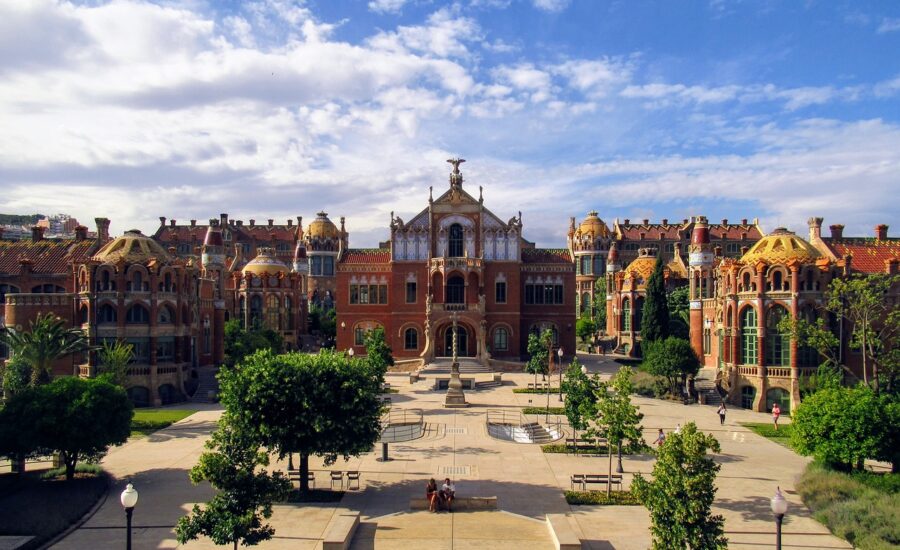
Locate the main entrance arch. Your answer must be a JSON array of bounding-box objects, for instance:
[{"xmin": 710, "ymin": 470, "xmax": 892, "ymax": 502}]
[{"xmin": 436, "ymin": 322, "xmax": 474, "ymax": 357}]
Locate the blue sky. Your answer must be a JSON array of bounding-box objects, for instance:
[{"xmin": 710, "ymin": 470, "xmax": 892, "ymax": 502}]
[{"xmin": 0, "ymin": 0, "xmax": 898, "ymax": 247}]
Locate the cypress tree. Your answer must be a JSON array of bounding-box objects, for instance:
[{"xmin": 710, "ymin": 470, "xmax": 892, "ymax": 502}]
[{"xmin": 641, "ymin": 256, "xmax": 670, "ymax": 343}]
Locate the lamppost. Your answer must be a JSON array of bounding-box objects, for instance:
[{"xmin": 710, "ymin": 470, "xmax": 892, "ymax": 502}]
[
  {"xmin": 557, "ymin": 347, "xmax": 564, "ymax": 402},
  {"xmin": 120, "ymin": 483, "xmax": 138, "ymax": 550},
  {"xmin": 771, "ymin": 486, "xmax": 788, "ymax": 550},
  {"xmin": 348, "ymin": 347, "xmax": 355, "ymax": 358},
  {"xmin": 545, "ymin": 341, "xmax": 553, "ymax": 422}
]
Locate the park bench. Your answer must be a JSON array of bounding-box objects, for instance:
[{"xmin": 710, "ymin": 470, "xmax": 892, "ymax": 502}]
[
  {"xmin": 581, "ymin": 474, "xmax": 623, "ymax": 492},
  {"xmin": 545, "ymin": 513, "xmax": 582, "ymax": 550},
  {"xmin": 565, "ymin": 437, "xmax": 608, "ymax": 454},
  {"xmin": 322, "ymin": 511, "xmax": 360, "ymax": 550},
  {"xmin": 527, "ymin": 382, "xmax": 550, "ymax": 390},
  {"xmin": 287, "ymin": 469, "xmax": 315, "ymax": 488}
]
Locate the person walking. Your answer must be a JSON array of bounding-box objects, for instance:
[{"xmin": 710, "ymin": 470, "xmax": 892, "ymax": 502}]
[
  {"xmin": 717, "ymin": 403, "xmax": 727, "ymax": 425},
  {"xmin": 772, "ymin": 403, "xmax": 782, "ymax": 431},
  {"xmin": 654, "ymin": 428, "xmax": 666, "ymax": 446}
]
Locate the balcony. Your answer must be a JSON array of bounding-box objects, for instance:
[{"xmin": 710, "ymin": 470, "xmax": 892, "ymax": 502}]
[{"xmin": 430, "ymin": 257, "xmax": 483, "ymax": 273}]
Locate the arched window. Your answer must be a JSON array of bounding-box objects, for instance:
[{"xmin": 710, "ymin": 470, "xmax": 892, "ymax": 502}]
[
  {"xmin": 238, "ymin": 296, "xmax": 246, "ymax": 328},
  {"xmin": 622, "ymin": 298, "xmax": 631, "ymax": 331},
  {"xmin": 798, "ymin": 305, "xmax": 818, "ymax": 367},
  {"xmin": 79, "ymin": 305, "xmax": 89, "ymax": 324},
  {"xmin": 448, "ymin": 223, "xmax": 464, "ymax": 257},
  {"xmin": 98, "ymin": 304, "xmax": 117, "ymax": 324},
  {"xmin": 741, "ymin": 272, "xmax": 751, "ymax": 292},
  {"xmin": 250, "ymin": 295, "xmax": 262, "ymax": 328},
  {"xmin": 580, "ymin": 293, "xmax": 591, "ymax": 314},
  {"xmin": 0, "ymin": 284, "xmax": 20, "ymax": 305},
  {"xmin": 765, "ymin": 306, "xmax": 790, "ymax": 366},
  {"xmin": 157, "ymin": 305, "xmax": 173, "ymax": 324},
  {"xmin": 404, "ymin": 327, "xmax": 418, "ymax": 350},
  {"xmin": 493, "ymin": 327, "xmax": 508, "ymax": 351},
  {"xmin": 772, "ymin": 271, "xmax": 783, "ymax": 292},
  {"xmin": 31, "ymin": 284, "xmax": 65, "ymax": 293},
  {"xmin": 285, "ymin": 296, "xmax": 294, "ymax": 330},
  {"xmin": 163, "ymin": 273, "xmax": 173, "ymax": 292},
  {"xmin": 740, "ymin": 386, "xmax": 756, "ymax": 409},
  {"xmin": 634, "ymin": 297, "xmax": 644, "ymax": 333},
  {"xmin": 129, "ymin": 271, "xmax": 143, "ymax": 292},
  {"xmin": 740, "ymin": 307, "xmax": 758, "ymax": 364},
  {"xmin": 126, "ymin": 304, "xmax": 149, "ymax": 324},
  {"xmin": 266, "ymin": 294, "xmax": 281, "ymax": 330},
  {"xmin": 97, "ymin": 270, "xmax": 115, "ymax": 291},
  {"xmin": 446, "ymin": 275, "xmax": 465, "ymax": 304}
]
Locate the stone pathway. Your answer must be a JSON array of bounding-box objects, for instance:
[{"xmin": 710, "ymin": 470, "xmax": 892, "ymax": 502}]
[{"xmin": 52, "ymin": 354, "xmax": 851, "ymax": 549}]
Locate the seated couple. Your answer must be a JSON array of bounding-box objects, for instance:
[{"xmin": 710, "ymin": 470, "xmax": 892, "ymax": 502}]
[{"xmin": 426, "ymin": 478, "xmax": 456, "ymax": 512}]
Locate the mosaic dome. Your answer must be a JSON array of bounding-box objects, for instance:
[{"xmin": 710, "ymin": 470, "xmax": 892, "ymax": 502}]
[
  {"xmin": 740, "ymin": 228, "xmax": 821, "ymax": 265},
  {"xmin": 93, "ymin": 230, "xmax": 174, "ymax": 265},
  {"xmin": 307, "ymin": 211, "xmax": 339, "ymax": 239},
  {"xmin": 577, "ymin": 211, "xmax": 610, "ymax": 238},
  {"xmin": 242, "ymin": 247, "xmax": 288, "ymax": 276}
]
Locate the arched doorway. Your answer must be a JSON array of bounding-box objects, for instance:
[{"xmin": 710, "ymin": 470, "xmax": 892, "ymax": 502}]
[
  {"xmin": 446, "ymin": 275, "xmax": 465, "ymax": 304},
  {"xmin": 443, "ymin": 325, "xmax": 470, "ymax": 357}
]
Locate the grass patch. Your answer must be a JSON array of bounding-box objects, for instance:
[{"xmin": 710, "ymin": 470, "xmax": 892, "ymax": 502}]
[
  {"xmin": 383, "ymin": 388, "xmax": 400, "ymax": 394},
  {"xmin": 542, "ymin": 443, "xmax": 609, "ymax": 454},
  {"xmin": 0, "ymin": 469, "xmax": 108, "ymax": 549},
  {"xmin": 286, "ymin": 489, "xmax": 345, "ymax": 503},
  {"xmin": 513, "ymin": 387, "xmax": 561, "ymax": 394},
  {"xmin": 40, "ymin": 463, "xmax": 103, "ymax": 480},
  {"xmin": 797, "ymin": 462, "xmax": 900, "ymax": 549},
  {"xmin": 522, "ymin": 406, "xmax": 566, "ymax": 415},
  {"xmin": 740, "ymin": 422, "xmax": 797, "ymax": 452},
  {"xmin": 565, "ymin": 489, "xmax": 641, "ymax": 505},
  {"xmin": 130, "ymin": 409, "xmax": 195, "ymax": 437}
]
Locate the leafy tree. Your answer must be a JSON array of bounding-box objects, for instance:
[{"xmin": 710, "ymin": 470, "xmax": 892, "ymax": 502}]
[
  {"xmin": 309, "ymin": 304, "xmax": 337, "ymax": 344},
  {"xmin": 633, "ymin": 422, "xmax": 727, "ymax": 550},
  {"xmin": 875, "ymin": 396, "xmax": 900, "ymax": 472},
  {"xmin": 576, "ymin": 317, "xmax": 596, "ymax": 344},
  {"xmin": 176, "ymin": 419, "xmax": 291, "ymax": 550},
  {"xmin": 1, "ymin": 355, "xmax": 32, "ymax": 398},
  {"xmin": 525, "ymin": 329, "xmax": 552, "ymax": 384},
  {"xmin": 363, "ymin": 326, "xmax": 394, "ymax": 377},
  {"xmin": 97, "ymin": 340, "xmax": 134, "ymax": 386},
  {"xmin": 641, "ymin": 337, "xmax": 700, "ymax": 397},
  {"xmin": 0, "ymin": 377, "xmax": 132, "ymax": 480},
  {"xmin": 590, "ymin": 367, "xmax": 645, "ymax": 494},
  {"xmin": 791, "ymin": 384, "xmax": 890, "ymax": 472},
  {"xmin": 640, "ymin": 257, "xmax": 670, "ymax": 344},
  {"xmin": 223, "ymin": 319, "xmax": 283, "ymax": 368},
  {"xmin": 667, "ymin": 286, "xmax": 690, "ymax": 339},
  {"xmin": 561, "ymin": 357, "xmax": 595, "ymax": 440},
  {"xmin": 0, "ymin": 313, "xmax": 91, "ymax": 385},
  {"xmin": 592, "ymin": 277, "xmax": 607, "ymax": 328},
  {"xmin": 218, "ymin": 349, "xmax": 383, "ymax": 491}
]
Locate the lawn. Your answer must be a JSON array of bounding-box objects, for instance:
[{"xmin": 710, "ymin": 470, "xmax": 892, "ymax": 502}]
[
  {"xmin": 522, "ymin": 406, "xmax": 566, "ymax": 415},
  {"xmin": 513, "ymin": 387, "xmax": 561, "ymax": 394},
  {"xmin": 131, "ymin": 409, "xmax": 196, "ymax": 437},
  {"xmin": 740, "ymin": 422, "xmax": 797, "ymax": 452},
  {"xmin": 565, "ymin": 489, "xmax": 641, "ymax": 505}
]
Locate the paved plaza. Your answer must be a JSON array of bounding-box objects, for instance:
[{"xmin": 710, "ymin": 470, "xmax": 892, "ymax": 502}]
[{"xmin": 53, "ymin": 354, "xmax": 851, "ymax": 549}]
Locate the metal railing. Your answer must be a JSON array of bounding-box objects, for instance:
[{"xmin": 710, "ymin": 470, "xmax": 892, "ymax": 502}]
[{"xmin": 380, "ymin": 408, "xmax": 424, "ymax": 443}]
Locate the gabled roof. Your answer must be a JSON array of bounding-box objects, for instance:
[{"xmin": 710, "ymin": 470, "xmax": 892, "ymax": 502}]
[
  {"xmin": 0, "ymin": 239, "xmax": 95, "ymax": 275},
  {"xmin": 613, "ymin": 219, "xmax": 763, "ymax": 241},
  {"xmin": 341, "ymin": 248, "xmax": 391, "ymax": 264},
  {"xmin": 153, "ymin": 222, "xmax": 300, "ymax": 244},
  {"xmin": 821, "ymin": 238, "xmax": 900, "ymax": 274},
  {"xmin": 521, "ymin": 248, "xmax": 572, "ymax": 264}
]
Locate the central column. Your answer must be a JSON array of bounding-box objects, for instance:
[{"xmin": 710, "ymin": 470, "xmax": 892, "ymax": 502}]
[{"xmin": 444, "ymin": 312, "xmax": 469, "ymax": 408}]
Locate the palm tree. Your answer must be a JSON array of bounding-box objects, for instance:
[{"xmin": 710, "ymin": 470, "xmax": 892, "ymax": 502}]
[{"xmin": 0, "ymin": 313, "xmax": 92, "ymax": 386}]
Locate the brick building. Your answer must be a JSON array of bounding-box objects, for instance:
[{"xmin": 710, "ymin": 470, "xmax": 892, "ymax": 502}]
[{"xmin": 336, "ymin": 160, "xmax": 576, "ymax": 365}]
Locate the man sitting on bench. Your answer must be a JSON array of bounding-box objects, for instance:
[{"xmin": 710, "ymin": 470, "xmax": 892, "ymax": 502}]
[{"xmin": 440, "ymin": 478, "xmax": 456, "ymax": 512}]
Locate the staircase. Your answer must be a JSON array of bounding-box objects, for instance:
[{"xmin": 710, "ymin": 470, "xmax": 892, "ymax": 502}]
[
  {"xmin": 695, "ymin": 371, "xmax": 723, "ymax": 406},
  {"xmin": 420, "ymin": 359, "xmax": 492, "ymax": 375},
  {"xmin": 191, "ymin": 367, "xmax": 220, "ymax": 403}
]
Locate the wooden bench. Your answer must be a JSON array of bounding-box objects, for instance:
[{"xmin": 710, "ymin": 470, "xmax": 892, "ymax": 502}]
[
  {"xmin": 545, "ymin": 513, "xmax": 582, "ymax": 550},
  {"xmin": 409, "ymin": 496, "xmax": 498, "ymax": 511},
  {"xmin": 322, "ymin": 511, "xmax": 360, "ymax": 550},
  {"xmin": 287, "ymin": 470, "xmax": 315, "ymax": 488},
  {"xmin": 565, "ymin": 437, "xmax": 607, "ymax": 454},
  {"xmin": 582, "ymin": 474, "xmax": 623, "ymax": 492}
]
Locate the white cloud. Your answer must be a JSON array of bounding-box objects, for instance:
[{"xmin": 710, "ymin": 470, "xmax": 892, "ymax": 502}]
[
  {"xmin": 492, "ymin": 63, "xmax": 554, "ymax": 102},
  {"xmin": 368, "ymin": 7, "xmax": 481, "ymax": 58},
  {"xmin": 368, "ymin": 0, "xmax": 410, "ymax": 14},
  {"xmin": 533, "ymin": 0, "xmax": 570, "ymax": 13},
  {"xmin": 877, "ymin": 17, "xmax": 900, "ymax": 33},
  {"xmin": 553, "ymin": 58, "xmax": 633, "ymax": 98}
]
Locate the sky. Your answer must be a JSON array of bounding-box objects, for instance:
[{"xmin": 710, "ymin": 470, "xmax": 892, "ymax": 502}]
[{"xmin": 0, "ymin": 0, "xmax": 898, "ymax": 248}]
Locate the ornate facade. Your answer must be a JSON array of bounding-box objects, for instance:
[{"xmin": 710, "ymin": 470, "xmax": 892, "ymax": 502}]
[{"xmin": 336, "ymin": 160, "xmax": 576, "ymax": 363}]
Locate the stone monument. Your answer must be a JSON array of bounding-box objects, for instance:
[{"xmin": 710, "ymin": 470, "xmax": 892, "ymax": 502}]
[{"xmin": 444, "ymin": 312, "xmax": 469, "ymax": 408}]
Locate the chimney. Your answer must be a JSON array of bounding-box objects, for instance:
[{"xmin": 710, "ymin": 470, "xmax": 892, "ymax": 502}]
[
  {"xmin": 220, "ymin": 213, "xmax": 228, "ymax": 226},
  {"xmin": 94, "ymin": 217, "xmax": 110, "ymax": 242},
  {"xmin": 807, "ymin": 217, "xmax": 823, "ymax": 241},
  {"xmin": 741, "ymin": 218, "xmax": 748, "ymax": 225},
  {"xmin": 885, "ymin": 258, "xmax": 898, "ymax": 275},
  {"xmin": 287, "ymin": 219, "xmax": 293, "ymax": 227},
  {"xmin": 340, "ymin": 216, "xmax": 346, "ymax": 233},
  {"xmin": 297, "ymin": 216, "xmax": 303, "ymax": 229},
  {"xmin": 741, "ymin": 246, "xmax": 749, "ymax": 256},
  {"xmin": 714, "ymin": 245, "xmax": 722, "ymax": 257},
  {"xmin": 721, "ymin": 218, "xmax": 728, "ymax": 225},
  {"xmin": 159, "ymin": 216, "xmax": 166, "ymax": 226},
  {"xmin": 31, "ymin": 226, "xmax": 45, "ymax": 242},
  {"xmin": 168, "ymin": 246, "xmax": 176, "ymax": 255},
  {"xmin": 250, "ymin": 219, "xmax": 255, "ymax": 227},
  {"xmin": 237, "ymin": 220, "xmax": 243, "ymax": 227},
  {"xmin": 170, "ymin": 219, "xmax": 176, "ymax": 227},
  {"xmin": 268, "ymin": 219, "xmax": 274, "ymax": 227},
  {"xmin": 662, "ymin": 218, "xmax": 668, "ymax": 225},
  {"xmin": 74, "ymin": 225, "xmax": 87, "ymax": 242},
  {"xmin": 682, "ymin": 218, "xmax": 688, "ymax": 224},
  {"xmin": 642, "ymin": 218, "xmax": 649, "ymax": 225},
  {"xmin": 875, "ymin": 224, "xmax": 889, "ymax": 240},
  {"xmin": 624, "ymin": 218, "xmax": 630, "ymax": 225},
  {"xmin": 829, "ymin": 224, "xmax": 844, "ymax": 239}
]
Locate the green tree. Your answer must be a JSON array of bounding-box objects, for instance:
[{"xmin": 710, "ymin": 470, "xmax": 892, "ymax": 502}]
[
  {"xmin": 576, "ymin": 317, "xmax": 597, "ymax": 344},
  {"xmin": 561, "ymin": 357, "xmax": 595, "ymax": 440},
  {"xmin": 0, "ymin": 313, "xmax": 91, "ymax": 385},
  {"xmin": 590, "ymin": 367, "xmax": 645, "ymax": 494},
  {"xmin": 633, "ymin": 422, "xmax": 727, "ymax": 550},
  {"xmin": 641, "ymin": 337, "xmax": 700, "ymax": 397},
  {"xmin": 364, "ymin": 326, "xmax": 394, "ymax": 376},
  {"xmin": 1, "ymin": 355, "xmax": 32, "ymax": 398},
  {"xmin": 218, "ymin": 349, "xmax": 383, "ymax": 491},
  {"xmin": 592, "ymin": 277, "xmax": 608, "ymax": 328},
  {"xmin": 791, "ymin": 384, "xmax": 888, "ymax": 472},
  {"xmin": 176, "ymin": 419, "xmax": 291, "ymax": 550},
  {"xmin": 97, "ymin": 340, "xmax": 134, "ymax": 386},
  {"xmin": 0, "ymin": 377, "xmax": 132, "ymax": 480},
  {"xmin": 667, "ymin": 286, "xmax": 690, "ymax": 339},
  {"xmin": 525, "ymin": 329, "xmax": 552, "ymax": 385},
  {"xmin": 640, "ymin": 257, "xmax": 670, "ymax": 344},
  {"xmin": 223, "ymin": 319, "xmax": 283, "ymax": 368}
]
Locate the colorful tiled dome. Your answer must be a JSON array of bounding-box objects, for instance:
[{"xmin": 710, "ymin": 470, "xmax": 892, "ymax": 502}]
[
  {"xmin": 577, "ymin": 211, "xmax": 610, "ymax": 238},
  {"xmin": 242, "ymin": 247, "xmax": 288, "ymax": 276},
  {"xmin": 93, "ymin": 230, "xmax": 174, "ymax": 265},
  {"xmin": 740, "ymin": 228, "xmax": 821, "ymax": 265},
  {"xmin": 307, "ymin": 211, "xmax": 339, "ymax": 239}
]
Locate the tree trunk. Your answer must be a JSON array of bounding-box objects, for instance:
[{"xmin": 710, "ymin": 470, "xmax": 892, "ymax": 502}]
[
  {"xmin": 861, "ymin": 319, "xmax": 868, "ymax": 386},
  {"xmin": 607, "ymin": 442, "xmax": 613, "ymax": 497},
  {"xmin": 64, "ymin": 452, "xmax": 77, "ymax": 481},
  {"xmin": 300, "ymin": 452, "xmax": 310, "ymax": 492},
  {"xmin": 234, "ymin": 540, "xmax": 238, "ymax": 550}
]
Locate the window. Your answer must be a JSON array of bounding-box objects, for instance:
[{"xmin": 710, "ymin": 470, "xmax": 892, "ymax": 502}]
[
  {"xmin": 580, "ymin": 292, "xmax": 591, "ymax": 314},
  {"xmin": 0, "ymin": 284, "xmax": 20, "ymax": 306},
  {"xmin": 129, "ymin": 271, "xmax": 144, "ymax": 292},
  {"xmin": 703, "ymin": 328, "xmax": 711, "ymax": 355},
  {"xmin": 593, "ymin": 256, "xmax": 604, "ymax": 275},
  {"xmin": 238, "ymin": 296, "xmax": 246, "ymax": 328},
  {"xmin": 495, "ymin": 281, "xmax": 507, "ymax": 303},
  {"xmin": 765, "ymin": 306, "xmax": 790, "ymax": 366},
  {"xmin": 624, "ymin": 243, "xmax": 639, "ymax": 251},
  {"xmin": 96, "ymin": 271, "xmax": 115, "ymax": 291},
  {"xmin": 126, "ymin": 338, "xmax": 150, "ymax": 363},
  {"xmin": 31, "ymin": 284, "xmax": 65, "ymax": 293},
  {"xmin": 725, "ymin": 243, "xmax": 740, "ymax": 256},
  {"xmin": 622, "ymin": 298, "xmax": 631, "ymax": 331},
  {"xmin": 664, "ymin": 243, "xmax": 675, "ymax": 253},
  {"xmin": 404, "ymin": 328, "xmax": 418, "ymax": 350},
  {"xmin": 449, "ymin": 223, "xmax": 464, "ymax": 257},
  {"xmin": 740, "ymin": 307, "xmax": 758, "ymax": 364},
  {"xmin": 177, "ymin": 243, "xmax": 192, "ymax": 255},
  {"xmin": 323, "ymin": 256, "xmax": 334, "ymax": 276},
  {"xmin": 203, "ymin": 321, "xmax": 211, "ymax": 354},
  {"xmin": 349, "ymin": 284, "xmax": 388, "ymax": 305},
  {"xmin": 524, "ymin": 283, "xmax": 564, "ymax": 305},
  {"xmin": 126, "ymin": 304, "xmax": 149, "ymax": 324},
  {"xmin": 580, "ymin": 256, "xmax": 591, "ymax": 275},
  {"xmin": 266, "ymin": 295, "xmax": 281, "ymax": 330},
  {"xmin": 493, "ymin": 327, "xmax": 508, "ymax": 351},
  {"xmin": 354, "ymin": 326, "xmax": 366, "ymax": 346},
  {"xmin": 406, "ymin": 281, "xmax": 417, "ymax": 303},
  {"xmin": 276, "ymin": 242, "xmax": 290, "ymax": 253},
  {"xmin": 798, "ymin": 306, "xmax": 818, "ymax": 367},
  {"xmin": 156, "ymin": 337, "xmax": 175, "ymax": 361},
  {"xmin": 446, "ymin": 276, "xmax": 465, "ymax": 304},
  {"xmin": 250, "ymin": 295, "xmax": 262, "ymax": 328},
  {"xmin": 311, "ymin": 256, "xmax": 322, "ymax": 275},
  {"xmin": 771, "ymin": 271, "xmax": 783, "ymax": 292},
  {"xmin": 740, "ymin": 386, "xmax": 756, "ymax": 409},
  {"xmin": 157, "ymin": 306, "xmax": 173, "ymax": 324},
  {"xmin": 285, "ymin": 296, "xmax": 294, "ymax": 330}
]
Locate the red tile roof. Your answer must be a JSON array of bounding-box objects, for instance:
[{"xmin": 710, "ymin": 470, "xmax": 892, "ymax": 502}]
[
  {"xmin": 0, "ymin": 240, "xmax": 95, "ymax": 275},
  {"xmin": 341, "ymin": 248, "xmax": 391, "ymax": 264},
  {"xmin": 153, "ymin": 223, "xmax": 300, "ymax": 244},
  {"xmin": 615, "ymin": 221, "xmax": 762, "ymax": 241},
  {"xmin": 707, "ymin": 223, "xmax": 764, "ymax": 240},
  {"xmin": 521, "ymin": 248, "xmax": 572, "ymax": 264},
  {"xmin": 822, "ymin": 238, "xmax": 900, "ymax": 274}
]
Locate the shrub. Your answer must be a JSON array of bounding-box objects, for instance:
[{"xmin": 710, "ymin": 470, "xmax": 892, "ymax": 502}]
[
  {"xmin": 40, "ymin": 463, "xmax": 103, "ymax": 480},
  {"xmin": 565, "ymin": 489, "xmax": 641, "ymax": 505},
  {"xmin": 523, "ymin": 407, "xmax": 565, "ymax": 415}
]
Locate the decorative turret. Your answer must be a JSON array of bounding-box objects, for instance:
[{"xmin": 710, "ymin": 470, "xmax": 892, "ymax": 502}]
[
  {"xmin": 202, "ymin": 221, "xmax": 225, "ymax": 269},
  {"xmin": 292, "ymin": 240, "xmax": 308, "ymax": 274},
  {"xmin": 688, "ymin": 216, "xmax": 714, "ymax": 358},
  {"xmin": 606, "ymin": 242, "xmax": 621, "ymax": 273}
]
